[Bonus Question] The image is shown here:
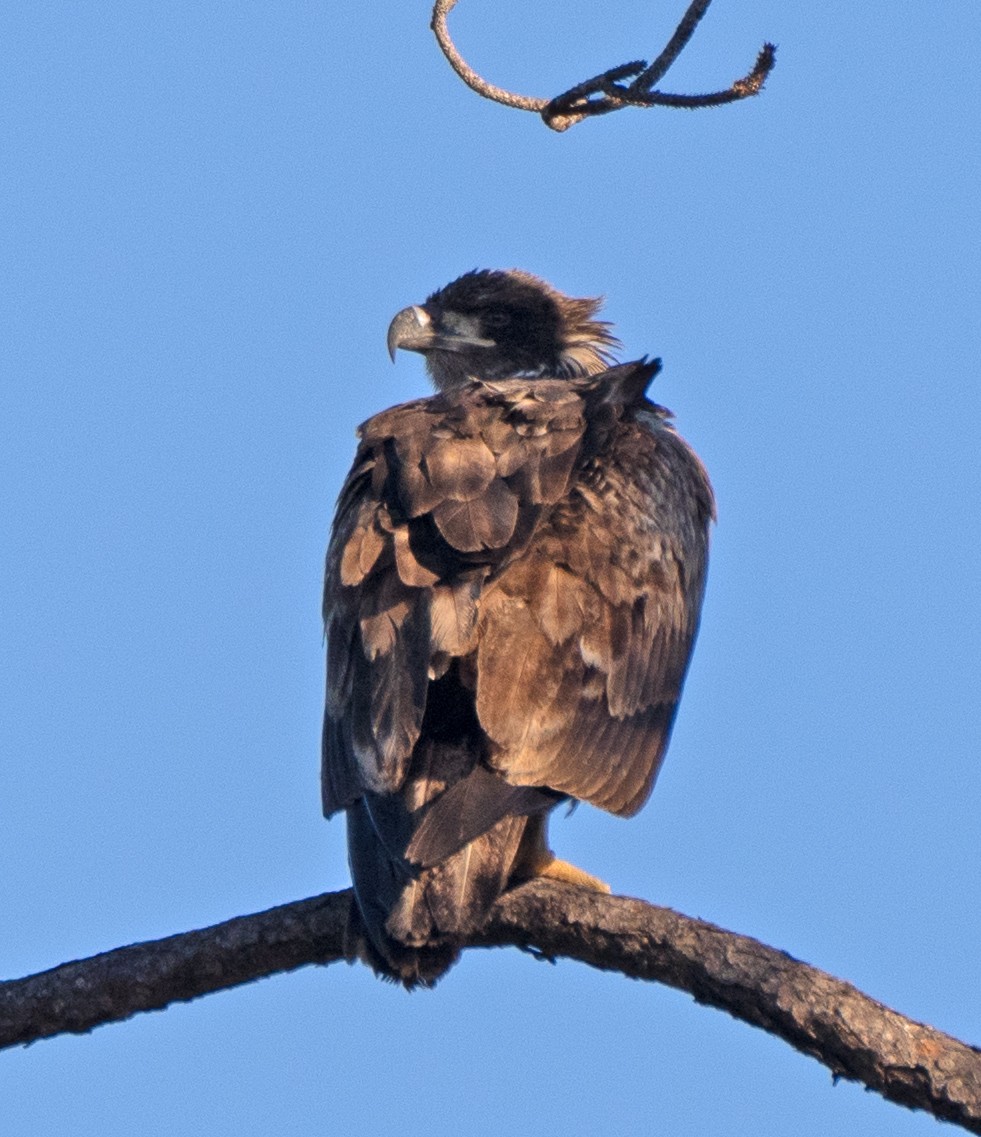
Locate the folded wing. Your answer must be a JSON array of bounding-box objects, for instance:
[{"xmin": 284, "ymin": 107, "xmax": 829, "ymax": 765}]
[{"xmin": 323, "ymin": 360, "xmax": 713, "ymax": 827}]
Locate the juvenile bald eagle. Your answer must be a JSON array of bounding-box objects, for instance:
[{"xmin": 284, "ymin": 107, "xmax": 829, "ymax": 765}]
[{"xmin": 322, "ymin": 269, "xmax": 714, "ymax": 986}]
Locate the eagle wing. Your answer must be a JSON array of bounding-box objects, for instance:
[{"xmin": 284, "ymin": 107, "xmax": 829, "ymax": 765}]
[
  {"xmin": 322, "ymin": 375, "xmax": 592, "ymax": 816},
  {"xmin": 477, "ymin": 413, "xmax": 713, "ymax": 817},
  {"xmin": 322, "ymin": 361, "xmax": 713, "ymax": 828}
]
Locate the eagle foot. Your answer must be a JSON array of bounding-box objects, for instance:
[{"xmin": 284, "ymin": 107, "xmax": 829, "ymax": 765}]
[{"xmin": 519, "ymin": 849, "xmax": 612, "ymax": 894}]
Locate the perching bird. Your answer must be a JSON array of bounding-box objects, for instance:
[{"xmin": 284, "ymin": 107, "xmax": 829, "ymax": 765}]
[{"xmin": 322, "ymin": 269, "xmax": 714, "ymax": 986}]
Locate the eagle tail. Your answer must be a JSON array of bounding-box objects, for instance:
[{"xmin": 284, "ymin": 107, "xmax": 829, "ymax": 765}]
[{"xmin": 346, "ymin": 774, "xmax": 541, "ymax": 988}]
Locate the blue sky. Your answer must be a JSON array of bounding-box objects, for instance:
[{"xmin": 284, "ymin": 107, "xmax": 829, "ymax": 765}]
[{"xmin": 2, "ymin": 2, "xmax": 979, "ymax": 1134}]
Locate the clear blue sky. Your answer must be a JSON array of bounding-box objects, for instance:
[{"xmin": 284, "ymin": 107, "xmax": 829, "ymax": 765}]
[{"xmin": 2, "ymin": 3, "xmax": 979, "ymax": 1134}]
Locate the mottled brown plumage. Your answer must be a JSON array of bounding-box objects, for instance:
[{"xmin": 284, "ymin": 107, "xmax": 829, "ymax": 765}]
[{"xmin": 322, "ymin": 270, "xmax": 714, "ymax": 985}]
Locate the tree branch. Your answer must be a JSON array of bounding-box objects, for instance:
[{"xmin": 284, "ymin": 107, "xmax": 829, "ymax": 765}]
[
  {"xmin": 0, "ymin": 892, "xmax": 353, "ymax": 1050},
  {"xmin": 430, "ymin": 0, "xmax": 775, "ymax": 133},
  {"xmin": 3, "ymin": 884, "xmax": 980, "ymax": 1132}
]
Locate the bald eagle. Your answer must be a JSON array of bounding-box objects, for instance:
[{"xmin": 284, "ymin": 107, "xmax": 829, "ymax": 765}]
[{"xmin": 322, "ymin": 269, "xmax": 714, "ymax": 986}]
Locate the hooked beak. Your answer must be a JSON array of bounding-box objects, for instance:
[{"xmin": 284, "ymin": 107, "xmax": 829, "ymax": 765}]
[
  {"xmin": 387, "ymin": 305, "xmax": 496, "ymax": 362},
  {"xmin": 387, "ymin": 305, "xmax": 434, "ymax": 361}
]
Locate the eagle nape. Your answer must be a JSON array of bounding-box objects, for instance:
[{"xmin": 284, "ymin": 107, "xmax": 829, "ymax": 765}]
[{"xmin": 322, "ymin": 269, "xmax": 714, "ymax": 987}]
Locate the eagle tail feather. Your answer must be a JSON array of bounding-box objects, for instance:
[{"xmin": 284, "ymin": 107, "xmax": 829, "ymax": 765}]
[
  {"xmin": 406, "ymin": 765, "xmax": 558, "ymax": 868},
  {"xmin": 347, "ymin": 779, "xmax": 535, "ymax": 988}
]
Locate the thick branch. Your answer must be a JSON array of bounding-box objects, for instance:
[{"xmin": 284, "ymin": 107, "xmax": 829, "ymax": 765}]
[
  {"xmin": 482, "ymin": 885, "xmax": 981, "ymax": 1132},
  {"xmin": 430, "ymin": 0, "xmax": 775, "ymax": 133},
  {"xmin": 3, "ymin": 885, "xmax": 980, "ymax": 1132},
  {"xmin": 0, "ymin": 893, "xmax": 354, "ymax": 1049}
]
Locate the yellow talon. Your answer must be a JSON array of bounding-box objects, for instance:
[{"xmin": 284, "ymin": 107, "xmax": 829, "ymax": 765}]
[{"xmin": 521, "ymin": 849, "xmax": 612, "ymax": 894}]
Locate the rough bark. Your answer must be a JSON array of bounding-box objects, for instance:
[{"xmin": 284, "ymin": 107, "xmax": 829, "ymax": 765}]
[
  {"xmin": 0, "ymin": 893, "xmax": 352, "ymax": 1049},
  {"xmin": 3, "ymin": 884, "xmax": 979, "ymax": 1133},
  {"xmin": 480, "ymin": 884, "xmax": 981, "ymax": 1132}
]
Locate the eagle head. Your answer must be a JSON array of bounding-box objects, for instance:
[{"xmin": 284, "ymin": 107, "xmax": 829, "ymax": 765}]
[{"xmin": 386, "ymin": 269, "xmax": 620, "ymax": 390}]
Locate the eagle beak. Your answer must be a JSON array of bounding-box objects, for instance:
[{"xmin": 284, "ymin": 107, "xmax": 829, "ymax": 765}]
[
  {"xmin": 387, "ymin": 306, "xmax": 434, "ymax": 361},
  {"xmin": 387, "ymin": 305, "xmax": 497, "ymax": 362}
]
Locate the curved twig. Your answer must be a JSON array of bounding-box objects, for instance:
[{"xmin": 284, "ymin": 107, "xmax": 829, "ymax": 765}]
[
  {"xmin": 431, "ymin": 0, "xmax": 547, "ymax": 113},
  {"xmin": 429, "ymin": 0, "xmax": 775, "ymax": 133},
  {"xmin": 3, "ymin": 884, "xmax": 980, "ymax": 1133}
]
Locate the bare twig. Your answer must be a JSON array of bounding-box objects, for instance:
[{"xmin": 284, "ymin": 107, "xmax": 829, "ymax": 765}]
[
  {"xmin": 545, "ymin": 42, "xmax": 777, "ymax": 123},
  {"xmin": 633, "ymin": 0, "xmax": 717, "ymax": 89},
  {"xmin": 4, "ymin": 884, "xmax": 980, "ymax": 1133},
  {"xmin": 429, "ymin": 0, "xmax": 776, "ymax": 133},
  {"xmin": 431, "ymin": 0, "xmax": 547, "ymax": 113}
]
